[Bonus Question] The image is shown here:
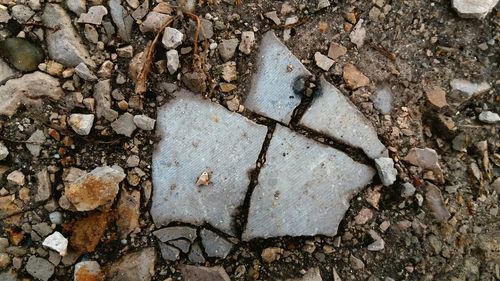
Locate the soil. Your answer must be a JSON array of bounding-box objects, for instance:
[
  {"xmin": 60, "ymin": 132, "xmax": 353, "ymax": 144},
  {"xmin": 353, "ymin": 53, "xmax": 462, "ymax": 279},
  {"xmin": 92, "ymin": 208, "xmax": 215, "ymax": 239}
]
[{"xmin": 0, "ymin": 0, "xmax": 498, "ymax": 280}]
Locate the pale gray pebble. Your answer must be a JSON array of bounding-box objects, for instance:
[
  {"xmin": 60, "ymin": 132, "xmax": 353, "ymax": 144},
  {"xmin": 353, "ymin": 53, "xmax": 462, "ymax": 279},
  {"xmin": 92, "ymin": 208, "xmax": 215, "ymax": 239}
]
[
  {"xmin": 478, "ymin": 111, "xmax": 500, "ymax": 124},
  {"xmin": 26, "ymin": 256, "xmax": 54, "ymax": 281},
  {"xmin": 133, "ymin": 115, "xmax": 156, "ymax": 131},
  {"xmin": 111, "ymin": 113, "xmax": 137, "ymax": 137}
]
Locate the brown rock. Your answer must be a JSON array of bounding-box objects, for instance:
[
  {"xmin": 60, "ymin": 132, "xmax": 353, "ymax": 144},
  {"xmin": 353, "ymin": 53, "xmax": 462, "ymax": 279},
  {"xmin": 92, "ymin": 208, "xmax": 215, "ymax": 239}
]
[
  {"xmin": 116, "ymin": 190, "xmax": 140, "ymax": 239},
  {"xmin": 0, "ymin": 195, "xmax": 22, "ymax": 219},
  {"xmin": 328, "ymin": 43, "xmax": 347, "ymax": 60},
  {"xmin": 425, "ymin": 87, "xmax": 448, "ymax": 108},
  {"xmin": 182, "ymin": 71, "xmax": 207, "ymax": 93},
  {"xmin": 354, "ymin": 207, "xmax": 373, "ymax": 225},
  {"xmin": 261, "ymin": 247, "xmax": 283, "ymax": 263},
  {"xmin": 74, "ymin": 261, "xmax": 105, "ymax": 281},
  {"xmin": 64, "ymin": 166, "xmax": 125, "ymax": 211},
  {"xmin": 69, "ymin": 211, "xmax": 109, "ymax": 254},
  {"xmin": 343, "ymin": 63, "xmax": 369, "ymax": 89},
  {"xmin": 181, "ymin": 265, "xmax": 231, "ymax": 281},
  {"xmin": 424, "ymin": 182, "xmax": 450, "ymax": 223},
  {"xmin": 106, "ymin": 248, "xmax": 156, "ymax": 281}
]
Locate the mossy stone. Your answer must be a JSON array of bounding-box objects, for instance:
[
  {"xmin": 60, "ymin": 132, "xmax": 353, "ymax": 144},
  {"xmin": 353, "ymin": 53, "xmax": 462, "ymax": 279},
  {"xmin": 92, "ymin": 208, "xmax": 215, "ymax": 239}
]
[{"xmin": 0, "ymin": 37, "xmax": 45, "ymax": 72}]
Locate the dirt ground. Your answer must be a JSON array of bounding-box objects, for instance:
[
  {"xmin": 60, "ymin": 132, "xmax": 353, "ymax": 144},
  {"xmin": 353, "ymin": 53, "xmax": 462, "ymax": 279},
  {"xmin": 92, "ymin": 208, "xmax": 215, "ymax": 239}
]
[{"xmin": 0, "ymin": 0, "xmax": 499, "ymax": 280}]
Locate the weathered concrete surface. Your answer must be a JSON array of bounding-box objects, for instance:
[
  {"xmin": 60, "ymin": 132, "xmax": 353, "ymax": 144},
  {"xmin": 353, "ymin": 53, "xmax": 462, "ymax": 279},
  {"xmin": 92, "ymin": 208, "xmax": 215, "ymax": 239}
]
[
  {"xmin": 242, "ymin": 125, "xmax": 375, "ymax": 240},
  {"xmin": 300, "ymin": 76, "xmax": 387, "ymax": 159},
  {"xmin": 151, "ymin": 90, "xmax": 267, "ymax": 235},
  {"xmin": 244, "ymin": 31, "xmax": 311, "ymax": 124}
]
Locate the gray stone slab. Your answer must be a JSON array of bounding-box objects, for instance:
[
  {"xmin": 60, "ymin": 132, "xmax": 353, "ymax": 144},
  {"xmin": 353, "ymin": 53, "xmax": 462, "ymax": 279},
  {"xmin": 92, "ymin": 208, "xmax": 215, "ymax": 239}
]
[
  {"xmin": 151, "ymin": 90, "xmax": 268, "ymax": 235},
  {"xmin": 169, "ymin": 239, "xmax": 191, "ymax": 253},
  {"xmin": 200, "ymin": 228, "xmax": 233, "ymax": 258},
  {"xmin": 188, "ymin": 242, "xmax": 206, "ymax": 264},
  {"xmin": 299, "ymin": 77, "xmax": 387, "ymax": 159},
  {"xmin": 242, "ymin": 125, "xmax": 375, "ymax": 240},
  {"xmin": 153, "ymin": 226, "xmax": 197, "ymax": 243},
  {"xmin": 244, "ymin": 31, "xmax": 311, "ymax": 124},
  {"xmin": 159, "ymin": 242, "xmax": 180, "ymax": 261}
]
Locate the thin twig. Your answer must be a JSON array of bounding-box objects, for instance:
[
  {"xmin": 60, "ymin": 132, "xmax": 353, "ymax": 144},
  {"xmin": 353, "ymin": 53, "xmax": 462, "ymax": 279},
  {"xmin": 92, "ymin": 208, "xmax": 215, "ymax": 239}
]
[{"xmin": 135, "ymin": 16, "xmax": 177, "ymax": 94}]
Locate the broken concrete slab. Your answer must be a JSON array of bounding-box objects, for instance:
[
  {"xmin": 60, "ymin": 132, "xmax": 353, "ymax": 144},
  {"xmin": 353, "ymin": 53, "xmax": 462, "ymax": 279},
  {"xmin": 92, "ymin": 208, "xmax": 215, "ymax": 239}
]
[
  {"xmin": 200, "ymin": 228, "xmax": 233, "ymax": 258},
  {"xmin": 299, "ymin": 76, "xmax": 387, "ymax": 159},
  {"xmin": 153, "ymin": 226, "xmax": 197, "ymax": 243},
  {"xmin": 151, "ymin": 90, "xmax": 267, "ymax": 235},
  {"xmin": 244, "ymin": 31, "xmax": 311, "ymax": 124},
  {"xmin": 242, "ymin": 125, "xmax": 375, "ymax": 240}
]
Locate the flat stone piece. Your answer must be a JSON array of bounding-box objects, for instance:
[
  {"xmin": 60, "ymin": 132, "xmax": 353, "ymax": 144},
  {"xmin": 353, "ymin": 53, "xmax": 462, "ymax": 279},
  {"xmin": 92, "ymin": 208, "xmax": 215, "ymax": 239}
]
[
  {"xmin": 169, "ymin": 239, "xmax": 191, "ymax": 253},
  {"xmin": 107, "ymin": 247, "xmax": 156, "ymax": 281},
  {"xmin": 153, "ymin": 226, "xmax": 197, "ymax": 243},
  {"xmin": 159, "ymin": 243, "xmax": 180, "ymax": 261},
  {"xmin": 151, "ymin": 90, "xmax": 267, "ymax": 235},
  {"xmin": 181, "ymin": 265, "xmax": 231, "ymax": 281},
  {"xmin": 244, "ymin": 31, "xmax": 311, "ymax": 124},
  {"xmin": 200, "ymin": 228, "xmax": 233, "ymax": 258},
  {"xmin": 299, "ymin": 77, "xmax": 387, "ymax": 159},
  {"xmin": 242, "ymin": 125, "xmax": 375, "ymax": 240},
  {"xmin": 26, "ymin": 256, "xmax": 54, "ymax": 281}
]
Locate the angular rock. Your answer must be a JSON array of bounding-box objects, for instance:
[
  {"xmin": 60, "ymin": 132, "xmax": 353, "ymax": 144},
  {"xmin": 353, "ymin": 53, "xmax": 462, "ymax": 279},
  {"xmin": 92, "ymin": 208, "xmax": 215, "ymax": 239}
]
[
  {"xmin": 116, "ymin": 189, "xmax": 140, "ymax": 239},
  {"xmin": 478, "ymin": 111, "xmax": 500, "ymax": 124},
  {"xmin": 153, "ymin": 226, "xmax": 197, "ymax": 242},
  {"xmin": 239, "ymin": 31, "xmax": 255, "ymax": 55},
  {"xmin": 264, "ymin": 11, "xmax": 281, "ymax": 25},
  {"xmin": 107, "ymin": 248, "xmax": 156, "ymax": 281},
  {"xmin": 403, "ymin": 147, "xmax": 440, "ymax": 170},
  {"xmin": 67, "ymin": 0, "xmax": 86, "ymax": 15},
  {"xmin": 94, "ymin": 79, "xmax": 118, "ymax": 121},
  {"xmin": 64, "ymin": 166, "xmax": 126, "ymax": 211},
  {"xmin": 0, "ymin": 9, "xmax": 12, "ymax": 24},
  {"xmin": 35, "ymin": 169, "xmax": 51, "ymax": 202},
  {"xmin": 372, "ymin": 86, "xmax": 393, "ymax": 114},
  {"xmin": 343, "ymin": 63, "xmax": 369, "ymax": 89},
  {"xmin": 151, "ymin": 90, "xmax": 267, "ymax": 234},
  {"xmin": 350, "ymin": 19, "xmax": 366, "ymax": 48},
  {"xmin": 166, "ymin": 49, "xmax": 179, "ymax": 74},
  {"xmin": 200, "ymin": 228, "xmax": 233, "ymax": 258},
  {"xmin": 375, "ymin": 157, "xmax": 397, "ymax": 186},
  {"xmin": 425, "ymin": 86, "xmax": 448, "ymax": 108},
  {"xmin": 26, "ymin": 129, "xmax": 45, "ymax": 157},
  {"xmin": 0, "ymin": 58, "xmax": 16, "ymax": 84},
  {"xmin": 328, "ymin": 42, "xmax": 347, "ymax": 60},
  {"xmin": 300, "ymin": 77, "xmax": 387, "ymax": 159},
  {"xmin": 111, "ymin": 113, "xmax": 137, "ymax": 137},
  {"xmin": 7, "ymin": 170, "xmax": 25, "ymax": 186},
  {"xmin": 42, "ymin": 4, "xmax": 95, "ymax": 67},
  {"xmin": 158, "ymin": 243, "xmax": 180, "ymax": 261},
  {"xmin": 70, "ymin": 211, "xmax": 109, "ymax": 254},
  {"xmin": 26, "ymin": 256, "xmax": 54, "ymax": 281},
  {"xmin": 74, "ymin": 261, "xmax": 104, "ymax": 281},
  {"xmin": 220, "ymin": 61, "xmax": 237, "ymax": 82},
  {"xmin": 42, "ymin": 231, "xmax": 68, "ymax": 256},
  {"xmin": 283, "ymin": 16, "xmax": 298, "ymax": 41},
  {"xmin": 0, "ymin": 71, "xmax": 64, "ymax": 117},
  {"xmin": 452, "ymin": 0, "xmax": 499, "ymax": 19},
  {"xmin": 0, "ymin": 141, "xmax": 9, "ymax": 160},
  {"xmin": 11, "ymin": 4, "xmax": 34, "ymax": 23},
  {"xmin": 367, "ymin": 239, "xmax": 385, "ymax": 251},
  {"xmin": 314, "ymin": 52, "xmax": 334, "ymax": 71},
  {"xmin": 244, "ymin": 31, "xmax": 311, "ymax": 123},
  {"xmin": 181, "ymin": 265, "xmax": 231, "ymax": 281},
  {"xmin": 261, "ymin": 247, "xmax": 284, "ymax": 263},
  {"xmin": 425, "ymin": 182, "xmax": 451, "ymax": 222},
  {"xmin": 286, "ymin": 267, "xmax": 322, "ymax": 281},
  {"xmin": 450, "ymin": 79, "xmax": 490, "ymax": 97},
  {"xmin": 162, "ymin": 27, "xmax": 184, "ymax": 49},
  {"xmin": 139, "ymin": 12, "xmax": 171, "ymax": 33},
  {"xmin": 133, "ymin": 115, "xmax": 156, "ymax": 130},
  {"xmin": 0, "ymin": 195, "xmax": 22, "ymax": 219},
  {"xmin": 77, "ymin": 5, "xmax": 107, "ymax": 25},
  {"xmin": 182, "ymin": 71, "xmax": 207, "ymax": 93},
  {"xmin": 109, "ymin": 0, "xmax": 133, "ymax": 42},
  {"xmin": 242, "ymin": 125, "xmax": 375, "ymax": 240},
  {"xmin": 168, "ymin": 239, "xmax": 190, "ymax": 253},
  {"xmin": 68, "ymin": 114, "xmax": 95, "ymax": 136},
  {"xmin": 401, "ymin": 182, "xmax": 416, "ymax": 198},
  {"xmin": 188, "ymin": 242, "xmax": 205, "ymax": 264},
  {"xmin": 75, "ymin": 62, "xmax": 97, "ymax": 81},
  {"xmin": 219, "ymin": 38, "xmax": 239, "ymax": 61}
]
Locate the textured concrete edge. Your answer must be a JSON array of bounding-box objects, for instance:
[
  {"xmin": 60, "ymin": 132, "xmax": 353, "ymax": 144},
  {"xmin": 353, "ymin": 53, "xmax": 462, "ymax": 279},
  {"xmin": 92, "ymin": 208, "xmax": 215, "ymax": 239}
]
[
  {"xmin": 241, "ymin": 125, "xmax": 376, "ymax": 241},
  {"xmin": 150, "ymin": 89, "xmax": 269, "ymax": 231}
]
